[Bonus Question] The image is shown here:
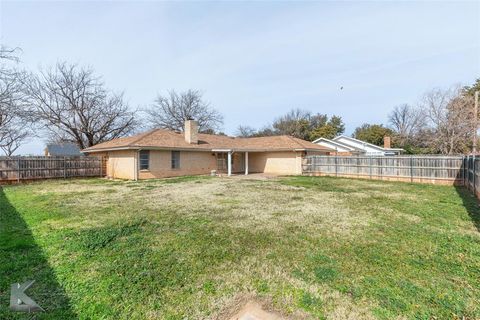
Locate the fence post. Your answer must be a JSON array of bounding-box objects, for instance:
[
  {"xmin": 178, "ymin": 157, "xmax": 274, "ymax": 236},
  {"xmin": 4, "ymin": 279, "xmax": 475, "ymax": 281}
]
[
  {"xmin": 467, "ymin": 156, "xmax": 470, "ymax": 190},
  {"xmin": 64, "ymin": 157, "xmax": 67, "ymax": 179},
  {"xmin": 468, "ymin": 156, "xmax": 471, "ymax": 190},
  {"xmin": 335, "ymin": 156, "xmax": 338, "ymax": 177},
  {"xmin": 379, "ymin": 157, "xmax": 383, "ymax": 180},
  {"xmin": 357, "ymin": 156, "xmax": 360, "ymax": 177},
  {"xmin": 410, "ymin": 156, "xmax": 413, "ymax": 183},
  {"xmin": 474, "ymin": 155, "xmax": 476, "ymax": 196},
  {"xmin": 17, "ymin": 158, "xmax": 20, "ymax": 182},
  {"xmin": 369, "ymin": 156, "xmax": 372, "ymax": 180},
  {"xmin": 472, "ymin": 156, "xmax": 474, "ymax": 191}
]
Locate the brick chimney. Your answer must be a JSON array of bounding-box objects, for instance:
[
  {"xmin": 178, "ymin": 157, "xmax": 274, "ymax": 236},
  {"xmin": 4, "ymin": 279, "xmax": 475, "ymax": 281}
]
[
  {"xmin": 185, "ymin": 119, "xmax": 198, "ymax": 144},
  {"xmin": 383, "ymin": 136, "xmax": 391, "ymax": 149}
]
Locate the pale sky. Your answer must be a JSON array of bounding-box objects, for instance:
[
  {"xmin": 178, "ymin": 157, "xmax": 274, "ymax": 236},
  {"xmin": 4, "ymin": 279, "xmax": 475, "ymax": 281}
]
[{"xmin": 1, "ymin": 0, "xmax": 479, "ymax": 155}]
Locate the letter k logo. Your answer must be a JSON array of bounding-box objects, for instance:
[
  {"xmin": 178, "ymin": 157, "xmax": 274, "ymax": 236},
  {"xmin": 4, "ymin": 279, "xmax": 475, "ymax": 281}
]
[{"xmin": 10, "ymin": 280, "xmax": 44, "ymax": 312}]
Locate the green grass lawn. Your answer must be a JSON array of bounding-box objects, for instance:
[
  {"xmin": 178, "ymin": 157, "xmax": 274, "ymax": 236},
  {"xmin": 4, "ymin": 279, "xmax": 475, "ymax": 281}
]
[{"xmin": 0, "ymin": 176, "xmax": 479, "ymax": 319}]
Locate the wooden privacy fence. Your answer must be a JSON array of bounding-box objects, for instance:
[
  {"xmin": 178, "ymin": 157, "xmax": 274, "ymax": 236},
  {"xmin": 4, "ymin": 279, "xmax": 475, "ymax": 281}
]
[
  {"xmin": 302, "ymin": 155, "xmax": 472, "ymax": 186},
  {"xmin": 0, "ymin": 156, "xmax": 106, "ymax": 183},
  {"xmin": 464, "ymin": 155, "xmax": 480, "ymax": 198}
]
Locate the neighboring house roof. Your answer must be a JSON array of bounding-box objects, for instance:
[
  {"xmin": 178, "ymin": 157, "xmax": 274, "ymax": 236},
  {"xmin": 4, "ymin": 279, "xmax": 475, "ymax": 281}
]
[
  {"xmin": 333, "ymin": 135, "xmax": 404, "ymax": 154},
  {"xmin": 82, "ymin": 129, "xmax": 334, "ymax": 153},
  {"xmin": 311, "ymin": 137, "xmax": 357, "ymax": 152},
  {"xmin": 46, "ymin": 143, "xmax": 83, "ymax": 156}
]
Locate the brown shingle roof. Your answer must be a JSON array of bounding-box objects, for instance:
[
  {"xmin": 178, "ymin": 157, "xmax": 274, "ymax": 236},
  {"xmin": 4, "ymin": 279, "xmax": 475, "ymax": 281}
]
[{"xmin": 82, "ymin": 129, "xmax": 333, "ymax": 153}]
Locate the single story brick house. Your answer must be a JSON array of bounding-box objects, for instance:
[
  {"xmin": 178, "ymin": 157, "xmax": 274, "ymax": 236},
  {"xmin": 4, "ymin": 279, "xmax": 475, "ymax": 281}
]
[{"xmin": 82, "ymin": 120, "xmax": 333, "ymax": 180}]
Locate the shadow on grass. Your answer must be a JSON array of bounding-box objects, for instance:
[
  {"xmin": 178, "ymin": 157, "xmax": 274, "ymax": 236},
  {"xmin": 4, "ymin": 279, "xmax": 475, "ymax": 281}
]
[
  {"xmin": 0, "ymin": 187, "xmax": 77, "ymax": 319},
  {"xmin": 455, "ymin": 185, "xmax": 480, "ymax": 233}
]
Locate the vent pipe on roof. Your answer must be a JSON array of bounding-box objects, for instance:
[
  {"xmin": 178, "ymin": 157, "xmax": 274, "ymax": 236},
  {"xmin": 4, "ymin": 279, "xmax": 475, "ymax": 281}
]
[{"xmin": 185, "ymin": 119, "xmax": 198, "ymax": 144}]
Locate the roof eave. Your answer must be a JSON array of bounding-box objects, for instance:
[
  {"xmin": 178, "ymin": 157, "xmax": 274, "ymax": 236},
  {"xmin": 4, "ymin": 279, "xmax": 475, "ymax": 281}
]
[
  {"xmin": 84, "ymin": 146, "xmax": 331, "ymax": 153},
  {"xmin": 334, "ymin": 135, "xmax": 391, "ymax": 152},
  {"xmin": 84, "ymin": 146, "xmax": 218, "ymax": 153},
  {"xmin": 385, "ymin": 148, "xmax": 404, "ymax": 151}
]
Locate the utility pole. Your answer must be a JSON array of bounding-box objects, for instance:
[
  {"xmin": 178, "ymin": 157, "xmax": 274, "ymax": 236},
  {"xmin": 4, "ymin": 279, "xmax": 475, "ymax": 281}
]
[{"xmin": 474, "ymin": 91, "xmax": 479, "ymax": 155}]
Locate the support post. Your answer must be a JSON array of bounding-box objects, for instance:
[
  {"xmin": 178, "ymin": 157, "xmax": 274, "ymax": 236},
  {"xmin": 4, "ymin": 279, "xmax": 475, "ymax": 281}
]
[
  {"xmin": 470, "ymin": 156, "xmax": 473, "ymax": 189},
  {"xmin": 17, "ymin": 158, "xmax": 20, "ymax": 182},
  {"xmin": 474, "ymin": 91, "xmax": 479, "ymax": 154},
  {"xmin": 474, "ymin": 155, "xmax": 476, "ymax": 196},
  {"xmin": 467, "ymin": 156, "xmax": 470, "ymax": 189},
  {"xmin": 410, "ymin": 157, "xmax": 413, "ymax": 183},
  {"xmin": 357, "ymin": 156, "xmax": 360, "ymax": 177},
  {"xmin": 369, "ymin": 156, "xmax": 372, "ymax": 180},
  {"xmin": 64, "ymin": 157, "xmax": 67, "ymax": 179},
  {"xmin": 245, "ymin": 152, "xmax": 249, "ymax": 175},
  {"xmin": 379, "ymin": 157, "xmax": 383, "ymax": 180},
  {"xmin": 227, "ymin": 151, "xmax": 232, "ymax": 176},
  {"xmin": 469, "ymin": 156, "xmax": 472, "ymax": 190},
  {"xmin": 334, "ymin": 156, "xmax": 338, "ymax": 177}
]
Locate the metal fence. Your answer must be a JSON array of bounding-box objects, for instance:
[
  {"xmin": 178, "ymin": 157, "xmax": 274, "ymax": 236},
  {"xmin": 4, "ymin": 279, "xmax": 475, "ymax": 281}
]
[
  {"xmin": 303, "ymin": 155, "xmax": 470, "ymax": 186},
  {"xmin": 0, "ymin": 156, "xmax": 105, "ymax": 183}
]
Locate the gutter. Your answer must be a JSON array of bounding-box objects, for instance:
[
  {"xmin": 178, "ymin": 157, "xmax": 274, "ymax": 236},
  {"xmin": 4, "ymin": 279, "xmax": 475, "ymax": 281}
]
[
  {"xmin": 84, "ymin": 146, "xmax": 215, "ymax": 153},
  {"xmin": 85, "ymin": 146, "xmax": 331, "ymax": 153}
]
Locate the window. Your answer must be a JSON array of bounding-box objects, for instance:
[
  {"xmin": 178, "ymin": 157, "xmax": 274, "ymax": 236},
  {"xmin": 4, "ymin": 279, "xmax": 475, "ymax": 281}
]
[
  {"xmin": 171, "ymin": 151, "xmax": 180, "ymax": 169},
  {"xmin": 216, "ymin": 153, "xmax": 226, "ymax": 171},
  {"xmin": 139, "ymin": 150, "xmax": 150, "ymax": 170}
]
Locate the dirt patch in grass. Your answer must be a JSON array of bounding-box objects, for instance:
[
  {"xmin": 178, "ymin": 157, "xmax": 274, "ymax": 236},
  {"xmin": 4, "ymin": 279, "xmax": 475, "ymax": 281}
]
[{"xmin": 215, "ymin": 295, "xmax": 286, "ymax": 320}]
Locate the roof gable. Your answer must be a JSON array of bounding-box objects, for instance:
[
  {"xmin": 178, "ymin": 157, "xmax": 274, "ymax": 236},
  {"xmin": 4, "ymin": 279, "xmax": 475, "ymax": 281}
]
[
  {"xmin": 333, "ymin": 135, "xmax": 386, "ymax": 151},
  {"xmin": 312, "ymin": 137, "xmax": 356, "ymax": 152},
  {"xmin": 333, "ymin": 135, "xmax": 404, "ymax": 154}
]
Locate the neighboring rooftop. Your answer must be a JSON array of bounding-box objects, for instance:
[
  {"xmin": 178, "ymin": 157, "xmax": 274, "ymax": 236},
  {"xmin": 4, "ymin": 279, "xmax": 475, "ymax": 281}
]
[
  {"xmin": 45, "ymin": 143, "xmax": 83, "ymax": 156},
  {"xmin": 82, "ymin": 129, "xmax": 333, "ymax": 153},
  {"xmin": 312, "ymin": 137, "xmax": 358, "ymax": 152},
  {"xmin": 333, "ymin": 135, "xmax": 404, "ymax": 152}
]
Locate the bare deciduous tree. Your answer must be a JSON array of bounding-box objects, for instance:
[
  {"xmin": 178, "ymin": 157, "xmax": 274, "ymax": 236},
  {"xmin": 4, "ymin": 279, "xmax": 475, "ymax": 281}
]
[
  {"xmin": 272, "ymin": 108, "xmax": 311, "ymax": 140},
  {"xmin": 388, "ymin": 104, "xmax": 425, "ymax": 146},
  {"xmin": 0, "ymin": 47, "xmax": 23, "ymax": 120},
  {"xmin": 236, "ymin": 109, "xmax": 345, "ymax": 140},
  {"xmin": 421, "ymin": 86, "xmax": 474, "ymax": 154},
  {"xmin": 22, "ymin": 62, "xmax": 137, "ymax": 149},
  {"xmin": 145, "ymin": 90, "xmax": 223, "ymax": 132},
  {"xmin": 0, "ymin": 46, "xmax": 20, "ymax": 63},
  {"xmin": 0, "ymin": 126, "xmax": 29, "ymax": 156},
  {"xmin": 270, "ymin": 109, "xmax": 345, "ymax": 141},
  {"xmin": 0, "ymin": 45, "xmax": 30, "ymax": 156},
  {"xmin": 235, "ymin": 125, "xmax": 257, "ymax": 137}
]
